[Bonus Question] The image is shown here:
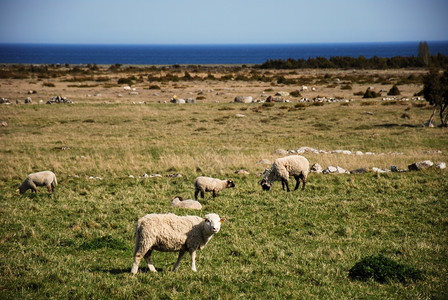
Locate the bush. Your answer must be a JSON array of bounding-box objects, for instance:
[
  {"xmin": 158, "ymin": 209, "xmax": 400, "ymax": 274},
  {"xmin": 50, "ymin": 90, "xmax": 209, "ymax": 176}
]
[
  {"xmin": 363, "ymin": 89, "xmax": 381, "ymax": 98},
  {"xmin": 148, "ymin": 85, "xmax": 161, "ymax": 90},
  {"xmin": 388, "ymin": 84, "xmax": 401, "ymax": 95},
  {"xmin": 118, "ymin": 78, "xmax": 133, "ymax": 85},
  {"xmin": 42, "ymin": 82, "xmax": 55, "ymax": 87},
  {"xmin": 349, "ymin": 254, "xmax": 422, "ymax": 284},
  {"xmin": 290, "ymin": 90, "xmax": 301, "ymax": 97}
]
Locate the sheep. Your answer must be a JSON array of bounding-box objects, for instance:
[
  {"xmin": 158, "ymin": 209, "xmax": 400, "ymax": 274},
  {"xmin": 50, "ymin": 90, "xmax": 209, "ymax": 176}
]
[
  {"xmin": 260, "ymin": 155, "xmax": 309, "ymax": 192},
  {"xmin": 131, "ymin": 213, "xmax": 224, "ymax": 274},
  {"xmin": 194, "ymin": 176, "xmax": 235, "ymax": 200},
  {"xmin": 18, "ymin": 171, "xmax": 58, "ymax": 194},
  {"xmin": 171, "ymin": 196, "xmax": 202, "ymax": 210}
]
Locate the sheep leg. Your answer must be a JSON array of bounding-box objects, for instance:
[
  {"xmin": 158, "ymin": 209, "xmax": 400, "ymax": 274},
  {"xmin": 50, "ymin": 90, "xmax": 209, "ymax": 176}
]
[
  {"xmin": 294, "ymin": 175, "xmax": 301, "ymax": 191},
  {"xmin": 190, "ymin": 250, "xmax": 197, "ymax": 272},
  {"xmin": 173, "ymin": 250, "xmax": 186, "ymax": 271},
  {"xmin": 194, "ymin": 190, "xmax": 200, "ymax": 200},
  {"xmin": 212, "ymin": 190, "xmax": 217, "ymax": 198},
  {"xmin": 144, "ymin": 250, "xmax": 157, "ymax": 272},
  {"xmin": 281, "ymin": 181, "xmax": 286, "ymax": 190},
  {"xmin": 200, "ymin": 190, "xmax": 205, "ymax": 199},
  {"xmin": 47, "ymin": 184, "xmax": 52, "ymax": 193},
  {"xmin": 282, "ymin": 179, "xmax": 290, "ymax": 192},
  {"xmin": 301, "ymin": 174, "xmax": 306, "ymax": 190},
  {"xmin": 131, "ymin": 253, "xmax": 142, "ymax": 274}
]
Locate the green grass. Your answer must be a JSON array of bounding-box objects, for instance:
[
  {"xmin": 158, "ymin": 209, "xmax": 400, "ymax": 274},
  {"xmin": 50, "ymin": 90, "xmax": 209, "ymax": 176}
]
[{"xmin": 0, "ymin": 101, "xmax": 447, "ymax": 299}]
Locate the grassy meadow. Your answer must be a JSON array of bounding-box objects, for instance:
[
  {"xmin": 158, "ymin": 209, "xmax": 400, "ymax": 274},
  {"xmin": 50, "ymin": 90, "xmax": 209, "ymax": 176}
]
[{"xmin": 1, "ymin": 66, "xmax": 448, "ymax": 299}]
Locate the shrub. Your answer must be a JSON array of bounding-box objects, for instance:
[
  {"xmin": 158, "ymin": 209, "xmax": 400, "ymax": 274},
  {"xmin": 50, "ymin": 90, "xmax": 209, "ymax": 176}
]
[
  {"xmin": 290, "ymin": 90, "xmax": 301, "ymax": 97},
  {"xmin": 341, "ymin": 85, "xmax": 352, "ymax": 90},
  {"xmin": 388, "ymin": 84, "xmax": 401, "ymax": 95},
  {"xmin": 118, "ymin": 78, "xmax": 133, "ymax": 85},
  {"xmin": 348, "ymin": 254, "xmax": 422, "ymax": 284},
  {"xmin": 363, "ymin": 89, "xmax": 381, "ymax": 98},
  {"xmin": 148, "ymin": 85, "xmax": 161, "ymax": 90},
  {"xmin": 42, "ymin": 82, "xmax": 55, "ymax": 87},
  {"xmin": 354, "ymin": 91, "xmax": 364, "ymax": 96}
]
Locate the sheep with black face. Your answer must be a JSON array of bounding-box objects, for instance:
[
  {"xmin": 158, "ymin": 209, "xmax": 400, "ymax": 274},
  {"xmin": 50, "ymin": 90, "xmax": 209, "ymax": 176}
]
[{"xmin": 261, "ymin": 155, "xmax": 309, "ymax": 192}]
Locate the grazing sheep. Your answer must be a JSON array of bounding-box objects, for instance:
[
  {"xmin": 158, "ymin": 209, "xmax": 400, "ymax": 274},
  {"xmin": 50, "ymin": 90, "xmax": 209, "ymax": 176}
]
[
  {"xmin": 171, "ymin": 196, "xmax": 202, "ymax": 210},
  {"xmin": 260, "ymin": 155, "xmax": 309, "ymax": 192},
  {"xmin": 131, "ymin": 213, "xmax": 224, "ymax": 274},
  {"xmin": 18, "ymin": 171, "xmax": 58, "ymax": 194},
  {"xmin": 194, "ymin": 176, "xmax": 235, "ymax": 200}
]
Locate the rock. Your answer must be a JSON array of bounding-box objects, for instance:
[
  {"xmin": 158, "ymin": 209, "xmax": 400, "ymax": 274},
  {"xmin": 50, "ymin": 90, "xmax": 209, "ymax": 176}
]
[
  {"xmin": 390, "ymin": 165, "xmax": 407, "ymax": 172},
  {"xmin": 354, "ymin": 151, "xmax": 363, "ymax": 155},
  {"xmin": 25, "ymin": 97, "xmax": 32, "ymax": 104},
  {"xmin": 435, "ymin": 162, "xmax": 446, "ymax": 169},
  {"xmin": 235, "ymin": 169, "xmax": 250, "ymax": 175},
  {"xmin": 323, "ymin": 166, "xmax": 349, "ymax": 174},
  {"xmin": 257, "ymin": 159, "xmax": 271, "ymax": 165},
  {"xmin": 0, "ymin": 121, "xmax": 7, "ymax": 127},
  {"xmin": 129, "ymin": 175, "xmax": 135, "ymax": 178},
  {"xmin": 310, "ymin": 163, "xmax": 323, "ymax": 173},
  {"xmin": 234, "ymin": 96, "xmax": 253, "ymax": 103},
  {"xmin": 274, "ymin": 149, "xmax": 288, "ymax": 155},
  {"xmin": 185, "ymin": 98, "xmax": 196, "ymax": 103},
  {"xmin": 165, "ymin": 173, "xmax": 183, "ymax": 178},
  {"xmin": 408, "ymin": 160, "xmax": 433, "ymax": 171},
  {"xmin": 150, "ymin": 174, "xmax": 162, "ymax": 178},
  {"xmin": 235, "ymin": 114, "xmax": 246, "ymax": 118},
  {"xmin": 371, "ymin": 167, "xmax": 390, "ymax": 173},
  {"xmin": 350, "ymin": 168, "xmax": 369, "ymax": 174},
  {"xmin": 275, "ymin": 92, "xmax": 290, "ymax": 97}
]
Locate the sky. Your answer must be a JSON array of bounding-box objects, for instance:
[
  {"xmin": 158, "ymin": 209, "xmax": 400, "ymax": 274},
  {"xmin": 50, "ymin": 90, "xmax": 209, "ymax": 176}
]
[{"xmin": 0, "ymin": 0, "xmax": 447, "ymax": 44}]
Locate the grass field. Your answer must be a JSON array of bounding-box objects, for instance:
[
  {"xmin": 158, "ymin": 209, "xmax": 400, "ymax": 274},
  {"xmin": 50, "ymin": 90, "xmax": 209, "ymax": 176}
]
[{"xmin": 1, "ymin": 67, "xmax": 448, "ymax": 299}]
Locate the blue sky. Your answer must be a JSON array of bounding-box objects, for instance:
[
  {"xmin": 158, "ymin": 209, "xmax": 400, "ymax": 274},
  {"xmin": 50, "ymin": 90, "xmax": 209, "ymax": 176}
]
[{"xmin": 0, "ymin": 0, "xmax": 447, "ymax": 44}]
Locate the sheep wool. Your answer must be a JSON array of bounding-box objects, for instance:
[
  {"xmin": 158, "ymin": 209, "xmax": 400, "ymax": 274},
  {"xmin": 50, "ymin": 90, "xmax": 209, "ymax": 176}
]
[
  {"xmin": 261, "ymin": 155, "xmax": 309, "ymax": 192},
  {"xmin": 171, "ymin": 196, "xmax": 202, "ymax": 210},
  {"xmin": 194, "ymin": 176, "xmax": 235, "ymax": 200},
  {"xmin": 131, "ymin": 213, "xmax": 224, "ymax": 274},
  {"xmin": 18, "ymin": 171, "xmax": 58, "ymax": 194}
]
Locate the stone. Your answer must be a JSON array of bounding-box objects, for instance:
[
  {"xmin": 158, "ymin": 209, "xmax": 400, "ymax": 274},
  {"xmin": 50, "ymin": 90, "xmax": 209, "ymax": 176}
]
[
  {"xmin": 235, "ymin": 169, "xmax": 250, "ymax": 175},
  {"xmin": 350, "ymin": 168, "xmax": 369, "ymax": 174},
  {"xmin": 310, "ymin": 163, "xmax": 323, "ymax": 173},
  {"xmin": 408, "ymin": 160, "xmax": 433, "ymax": 171},
  {"xmin": 274, "ymin": 149, "xmax": 288, "ymax": 155},
  {"xmin": 275, "ymin": 91, "xmax": 290, "ymax": 97},
  {"xmin": 234, "ymin": 96, "xmax": 253, "ymax": 103},
  {"xmin": 435, "ymin": 162, "xmax": 446, "ymax": 169}
]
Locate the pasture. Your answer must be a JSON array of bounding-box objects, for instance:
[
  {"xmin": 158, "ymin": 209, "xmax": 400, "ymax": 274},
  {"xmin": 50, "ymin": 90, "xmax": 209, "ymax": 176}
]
[{"xmin": 1, "ymin": 70, "xmax": 447, "ymax": 299}]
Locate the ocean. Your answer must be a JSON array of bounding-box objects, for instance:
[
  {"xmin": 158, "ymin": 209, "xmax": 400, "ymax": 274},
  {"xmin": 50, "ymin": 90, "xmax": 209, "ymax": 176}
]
[{"xmin": 1, "ymin": 41, "xmax": 447, "ymax": 65}]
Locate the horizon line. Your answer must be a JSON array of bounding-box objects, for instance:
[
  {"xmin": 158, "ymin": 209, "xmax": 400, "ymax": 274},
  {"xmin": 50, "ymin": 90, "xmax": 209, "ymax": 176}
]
[{"xmin": 1, "ymin": 40, "xmax": 448, "ymax": 46}]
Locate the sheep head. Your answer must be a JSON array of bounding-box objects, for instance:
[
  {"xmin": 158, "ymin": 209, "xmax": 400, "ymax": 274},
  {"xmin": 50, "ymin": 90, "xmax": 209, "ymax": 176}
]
[{"xmin": 226, "ymin": 179, "xmax": 235, "ymax": 188}]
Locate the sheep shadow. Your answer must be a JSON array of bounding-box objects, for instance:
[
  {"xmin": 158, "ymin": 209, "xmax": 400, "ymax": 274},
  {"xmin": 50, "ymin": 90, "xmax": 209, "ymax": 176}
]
[
  {"xmin": 99, "ymin": 267, "xmax": 165, "ymax": 275},
  {"xmin": 374, "ymin": 123, "xmax": 420, "ymax": 128}
]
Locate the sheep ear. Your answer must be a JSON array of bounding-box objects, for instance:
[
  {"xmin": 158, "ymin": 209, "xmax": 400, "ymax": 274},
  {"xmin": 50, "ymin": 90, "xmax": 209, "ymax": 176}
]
[
  {"xmin": 220, "ymin": 218, "xmax": 226, "ymax": 223},
  {"xmin": 203, "ymin": 218, "xmax": 207, "ymax": 222}
]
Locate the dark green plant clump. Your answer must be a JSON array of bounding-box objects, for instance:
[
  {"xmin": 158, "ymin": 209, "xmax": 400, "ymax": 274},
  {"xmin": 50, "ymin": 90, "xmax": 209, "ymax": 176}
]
[
  {"xmin": 348, "ymin": 254, "xmax": 423, "ymax": 284},
  {"xmin": 388, "ymin": 84, "xmax": 401, "ymax": 95},
  {"xmin": 363, "ymin": 89, "xmax": 381, "ymax": 98}
]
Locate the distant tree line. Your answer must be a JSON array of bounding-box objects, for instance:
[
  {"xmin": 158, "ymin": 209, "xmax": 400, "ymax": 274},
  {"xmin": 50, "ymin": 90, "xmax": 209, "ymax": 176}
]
[{"xmin": 256, "ymin": 54, "xmax": 448, "ymax": 70}]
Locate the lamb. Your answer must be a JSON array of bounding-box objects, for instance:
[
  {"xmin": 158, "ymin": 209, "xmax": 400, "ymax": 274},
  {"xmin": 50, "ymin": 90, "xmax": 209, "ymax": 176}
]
[
  {"xmin": 194, "ymin": 176, "xmax": 235, "ymax": 200},
  {"xmin": 131, "ymin": 213, "xmax": 224, "ymax": 274},
  {"xmin": 171, "ymin": 196, "xmax": 202, "ymax": 210},
  {"xmin": 18, "ymin": 171, "xmax": 58, "ymax": 194},
  {"xmin": 260, "ymin": 155, "xmax": 309, "ymax": 192}
]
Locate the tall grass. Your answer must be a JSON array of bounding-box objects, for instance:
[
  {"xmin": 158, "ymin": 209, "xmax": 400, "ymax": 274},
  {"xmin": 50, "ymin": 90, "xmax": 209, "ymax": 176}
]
[{"xmin": 0, "ymin": 100, "xmax": 447, "ymax": 299}]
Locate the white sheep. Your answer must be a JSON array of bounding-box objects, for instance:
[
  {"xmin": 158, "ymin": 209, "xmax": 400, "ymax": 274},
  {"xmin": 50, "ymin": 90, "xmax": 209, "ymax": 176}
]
[
  {"xmin": 194, "ymin": 176, "xmax": 235, "ymax": 200},
  {"xmin": 260, "ymin": 155, "xmax": 309, "ymax": 192},
  {"xmin": 131, "ymin": 213, "xmax": 224, "ymax": 274},
  {"xmin": 18, "ymin": 171, "xmax": 58, "ymax": 194},
  {"xmin": 171, "ymin": 196, "xmax": 202, "ymax": 210}
]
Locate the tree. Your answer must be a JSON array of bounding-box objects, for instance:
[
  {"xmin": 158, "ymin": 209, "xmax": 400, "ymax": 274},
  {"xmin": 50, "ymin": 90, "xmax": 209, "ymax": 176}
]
[
  {"xmin": 423, "ymin": 68, "xmax": 448, "ymax": 127},
  {"xmin": 418, "ymin": 41, "xmax": 430, "ymax": 67}
]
